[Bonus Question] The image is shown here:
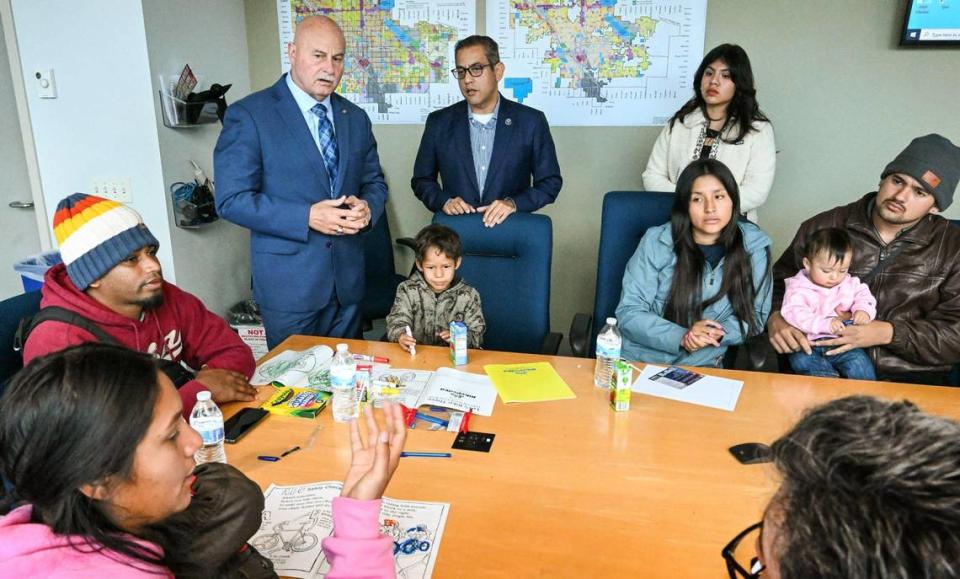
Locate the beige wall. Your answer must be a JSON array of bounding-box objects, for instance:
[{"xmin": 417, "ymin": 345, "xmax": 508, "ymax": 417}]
[
  {"xmin": 243, "ymin": 0, "xmax": 960, "ymax": 338},
  {"xmin": 10, "ymin": 0, "xmax": 178, "ymax": 291},
  {"xmin": 143, "ymin": 0, "xmax": 253, "ymax": 315}
]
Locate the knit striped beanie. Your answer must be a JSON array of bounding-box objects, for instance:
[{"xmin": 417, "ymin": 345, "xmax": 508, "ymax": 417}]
[{"xmin": 53, "ymin": 193, "xmax": 160, "ymax": 290}]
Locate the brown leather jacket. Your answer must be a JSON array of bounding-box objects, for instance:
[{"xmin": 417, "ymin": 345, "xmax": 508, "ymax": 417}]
[
  {"xmin": 772, "ymin": 193, "xmax": 960, "ymax": 376},
  {"xmin": 147, "ymin": 462, "xmax": 276, "ymax": 578}
]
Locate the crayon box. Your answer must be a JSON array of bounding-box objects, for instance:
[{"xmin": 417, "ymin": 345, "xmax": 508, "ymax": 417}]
[{"xmin": 261, "ymin": 383, "xmax": 330, "ymax": 418}]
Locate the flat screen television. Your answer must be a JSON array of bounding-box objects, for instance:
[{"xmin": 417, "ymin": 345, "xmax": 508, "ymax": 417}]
[{"xmin": 901, "ymin": 0, "xmax": 960, "ymax": 45}]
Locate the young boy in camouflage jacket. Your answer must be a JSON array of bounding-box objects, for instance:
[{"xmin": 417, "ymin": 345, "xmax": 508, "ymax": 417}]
[{"xmin": 386, "ymin": 225, "xmax": 485, "ymax": 350}]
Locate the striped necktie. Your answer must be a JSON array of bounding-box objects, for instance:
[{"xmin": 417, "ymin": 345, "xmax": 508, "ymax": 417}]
[{"xmin": 311, "ymin": 103, "xmax": 339, "ymax": 194}]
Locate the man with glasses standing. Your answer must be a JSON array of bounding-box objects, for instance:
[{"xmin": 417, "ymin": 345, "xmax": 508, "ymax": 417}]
[
  {"xmin": 412, "ymin": 35, "xmax": 562, "ymax": 227},
  {"xmin": 214, "ymin": 15, "xmax": 388, "ymax": 348}
]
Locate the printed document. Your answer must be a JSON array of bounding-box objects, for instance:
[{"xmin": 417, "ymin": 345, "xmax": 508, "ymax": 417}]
[{"xmin": 252, "ymin": 482, "xmax": 450, "ymax": 579}]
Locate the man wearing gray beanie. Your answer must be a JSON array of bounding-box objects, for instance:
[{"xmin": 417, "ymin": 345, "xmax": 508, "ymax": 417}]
[{"xmin": 767, "ymin": 134, "xmax": 960, "ymax": 385}]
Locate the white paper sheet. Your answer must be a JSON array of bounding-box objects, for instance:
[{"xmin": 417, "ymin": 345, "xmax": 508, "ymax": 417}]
[
  {"xmin": 251, "ymin": 482, "xmax": 450, "ymax": 579},
  {"xmin": 370, "ymin": 367, "xmax": 497, "ymax": 416},
  {"xmin": 631, "ymin": 364, "xmax": 744, "ymax": 412},
  {"xmin": 251, "ymin": 346, "xmax": 334, "ymax": 388},
  {"xmin": 421, "ymin": 367, "xmax": 497, "ymax": 416}
]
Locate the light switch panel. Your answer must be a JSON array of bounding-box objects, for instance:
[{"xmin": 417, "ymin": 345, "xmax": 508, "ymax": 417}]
[{"xmin": 35, "ymin": 69, "xmax": 57, "ymax": 99}]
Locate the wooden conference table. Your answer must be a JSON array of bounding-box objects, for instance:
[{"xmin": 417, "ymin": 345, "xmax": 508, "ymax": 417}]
[{"xmin": 226, "ymin": 336, "xmax": 960, "ymax": 578}]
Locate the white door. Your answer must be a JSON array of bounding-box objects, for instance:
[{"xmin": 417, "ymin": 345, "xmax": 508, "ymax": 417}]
[{"xmin": 0, "ymin": 11, "xmax": 42, "ymax": 299}]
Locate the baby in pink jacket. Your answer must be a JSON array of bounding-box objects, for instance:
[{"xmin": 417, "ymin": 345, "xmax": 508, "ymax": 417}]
[{"xmin": 781, "ymin": 228, "xmax": 878, "ymax": 380}]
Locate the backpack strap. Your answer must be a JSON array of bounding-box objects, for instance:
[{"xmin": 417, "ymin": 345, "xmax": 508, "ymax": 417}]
[
  {"xmin": 14, "ymin": 306, "xmax": 119, "ymax": 352},
  {"xmin": 13, "ymin": 307, "xmax": 195, "ymax": 388}
]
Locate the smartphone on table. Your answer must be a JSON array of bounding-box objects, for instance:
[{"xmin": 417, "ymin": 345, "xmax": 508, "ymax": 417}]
[{"xmin": 223, "ymin": 407, "xmax": 269, "ymax": 444}]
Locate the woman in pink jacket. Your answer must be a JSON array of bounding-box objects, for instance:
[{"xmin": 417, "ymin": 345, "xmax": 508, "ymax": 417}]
[
  {"xmin": 0, "ymin": 343, "xmax": 405, "ymax": 578},
  {"xmin": 780, "ymin": 228, "xmax": 878, "ymax": 380}
]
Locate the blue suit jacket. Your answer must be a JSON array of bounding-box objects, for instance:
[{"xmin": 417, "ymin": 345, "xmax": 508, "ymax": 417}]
[
  {"xmin": 214, "ymin": 75, "xmax": 388, "ymax": 313},
  {"xmin": 411, "ymin": 96, "xmax": 562, "ymax": 213}
]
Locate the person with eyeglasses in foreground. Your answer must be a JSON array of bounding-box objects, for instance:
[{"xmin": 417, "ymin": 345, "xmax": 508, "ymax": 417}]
[
  {"xmin": 411, "ymin": 35, "xmax": 562, "ymax": 228},
  {"xmin": 723, "ymin": 395, "xmax": 960, "ymax": 578},
  {"xmin": 0, "ymin": 343, "xmax": 407, "ymax": 578}
]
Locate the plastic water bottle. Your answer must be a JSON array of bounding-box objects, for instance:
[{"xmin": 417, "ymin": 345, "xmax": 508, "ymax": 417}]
[
  {"xmin": 594, "ymin": 318, "xmax": 622, "ymax": 388},
  {"xmin": 330, "ymin": 343, "xmax": 358, "ymax": 423},
  {"xmin": 190, "ymin": 391, "xmax": 226, "ymax": 464}
]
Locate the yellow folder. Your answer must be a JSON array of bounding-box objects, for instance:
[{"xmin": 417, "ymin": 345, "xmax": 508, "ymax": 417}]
[{"xmin": 483, "ymin": 362, "xmax": 577, "ymax": 403}]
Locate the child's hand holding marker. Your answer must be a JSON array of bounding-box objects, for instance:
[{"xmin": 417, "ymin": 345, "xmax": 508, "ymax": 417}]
[{"xmin": 398, "ymin": 325, "xmax": 417, "ymax": 356}]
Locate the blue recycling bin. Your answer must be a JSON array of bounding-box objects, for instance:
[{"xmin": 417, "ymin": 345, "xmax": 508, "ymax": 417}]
[{"xmin": 13, "ymin": 251, "xmax": 61, "ymax": 293}]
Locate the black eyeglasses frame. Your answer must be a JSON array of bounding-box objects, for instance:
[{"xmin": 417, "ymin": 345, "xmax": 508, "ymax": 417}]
[
  {"xmin": 450, "ymin": 63, "xmax": 495, "ymax": 80},
  {"xmin": 721, "ymin": 521, "xmax": 765, "ymax": 579}
]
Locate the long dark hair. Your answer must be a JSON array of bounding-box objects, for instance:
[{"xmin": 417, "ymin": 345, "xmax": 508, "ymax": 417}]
[
  {"xmin": 668, "ymin": 43, "xmax": 769, "ymax": 144},
  {"xmin": 0, "ymin": 343, "xmax": 188, "ymax": 574},
  {"xmin": 664, "ymin": 159, "xmax": 768, "ymax": 337}
]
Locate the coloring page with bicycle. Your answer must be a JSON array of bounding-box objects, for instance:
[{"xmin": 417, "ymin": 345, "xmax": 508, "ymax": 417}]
[{"xmin": 252, "ymin": 482, "xmax": 450, "ymax": 578}]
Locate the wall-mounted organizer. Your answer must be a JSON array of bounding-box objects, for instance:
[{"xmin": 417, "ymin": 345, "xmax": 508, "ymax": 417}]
[
  {"xmin": 170, "ymin": 180, "xmax": 218, "ymax": 228},
  {"xmin": 159, "ymin": 90, "xmax": 219, "ymax": 127},
  {"xmin": 158, "ymin": 73, "xmax": 230, "ymax": 128},
  {"xmin": 170, "ymin": 162, "xmax": 219, "ymax": 229}
]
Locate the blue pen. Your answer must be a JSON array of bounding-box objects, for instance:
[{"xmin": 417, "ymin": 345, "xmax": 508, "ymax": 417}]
[
  {"xmin": 257, "ymin": 455, "xmax": 280, "ymax": 462},
  {"xmin": 400, "ymin": 452, "xmax": 452, "ymax": 458},
  {"xmin": 415, "ymin": 412, "xmax": 449, "ymax": 427}
]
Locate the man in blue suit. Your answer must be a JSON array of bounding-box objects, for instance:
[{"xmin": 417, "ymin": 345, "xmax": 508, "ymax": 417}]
[
  {"xmin": 411, "ymin": 35, "xmax": 562, "ymax": 228},
  {"xmin": 214, "ymin": 15, "xmax": 388, "ymax": 348}
]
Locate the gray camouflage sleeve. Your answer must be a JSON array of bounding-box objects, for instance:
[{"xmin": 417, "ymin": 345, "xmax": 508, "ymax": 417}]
[
  {"xmin": 385, "ymin": 285, "xmax": 415, "ymax": 343},
  {"xmin": 463, "ymin": 288, "xmax": 486, "ymax": 348}
]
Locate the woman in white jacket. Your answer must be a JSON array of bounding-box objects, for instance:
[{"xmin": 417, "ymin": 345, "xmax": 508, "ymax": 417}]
[{"xmin": 642, "ymin": 44, "xmax": 775, "ymax": 222}]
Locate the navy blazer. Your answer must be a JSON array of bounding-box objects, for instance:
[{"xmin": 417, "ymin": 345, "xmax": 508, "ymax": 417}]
[
  {"xmin": 411, "ymin": 96, "xmax": 562, "ymax": 213},
  {"xmin": 214, "ymin": 75, "xmax": 388, "ymax": 312}
]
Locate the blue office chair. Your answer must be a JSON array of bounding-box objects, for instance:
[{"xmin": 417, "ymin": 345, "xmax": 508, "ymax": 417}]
[
  {"xmin": 569, "ymin": 191, "xmax": 674, "ymax": 358},
  {"xmin": 0, "ymin": 291, "xmax": 37, "ymax": 504},
  {"xmin": 433, "ymin": 212, "xmax": 561, "ymax": 354},
  {"xmin": 0, "ymin": 291, "xmax": 42, "ymax": 397},
  {"xmin": 361, "ymin": 210, "xmax": 411, "ymax": 332}
]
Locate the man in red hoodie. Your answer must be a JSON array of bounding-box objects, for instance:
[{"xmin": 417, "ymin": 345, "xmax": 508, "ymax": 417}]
[{"xmin": 23, "ymin": 193, "xmax": 257, "ymax": 413}]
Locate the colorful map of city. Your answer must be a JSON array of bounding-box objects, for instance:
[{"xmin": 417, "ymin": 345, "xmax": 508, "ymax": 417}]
[
  {"xmin": 488, "ymin": 0, "xmax": 707, "ymax": 126},
  {"xmin": 512, "ymin": 1, "xmax": 657, "ymax": 102},
  {"xmin": 279, "ymin": 1, "xmax": 475, "ymax": 123},
  {"xmin": 278, "ymin": 1, "xmax": 706, "ymax": 126}
]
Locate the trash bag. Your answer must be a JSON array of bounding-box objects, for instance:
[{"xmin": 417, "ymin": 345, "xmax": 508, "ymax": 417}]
[
  {"xmin": 13, "ymin": 251, "xmax": 62, "ymax": 292},
  {"xmin": 228, "ymin": 299, "xmax": 262, "ymax": 326}
]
